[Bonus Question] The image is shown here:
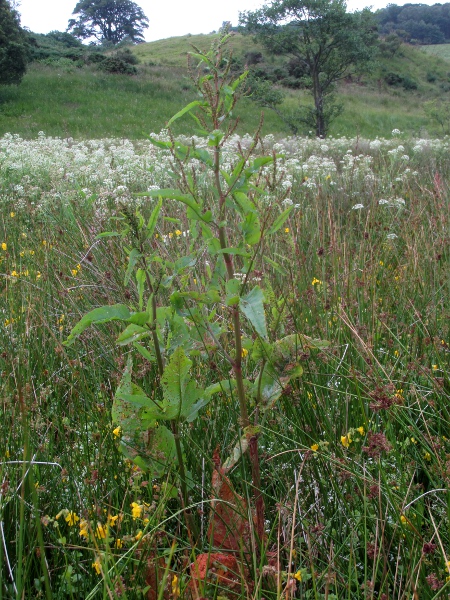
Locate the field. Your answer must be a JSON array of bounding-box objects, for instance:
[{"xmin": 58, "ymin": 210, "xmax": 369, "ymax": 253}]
[{"xmin": 0, "ymin": 38, "xmax": 449, "ymax": 600}]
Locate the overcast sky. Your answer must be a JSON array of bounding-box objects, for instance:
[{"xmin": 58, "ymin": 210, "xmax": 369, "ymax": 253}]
[{"xmin": 16, "ymin": 0, "xmax": 441, "ymax": 42}]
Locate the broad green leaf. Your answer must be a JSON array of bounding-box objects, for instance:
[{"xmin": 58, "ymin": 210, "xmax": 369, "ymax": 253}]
[
  {"xmin": 240, "ymin": 211, "xmax": 261, "ymax": 245},
  {"xmin": 127, "ymin": 311, "xmax": 150, "ymax": 326},
  {"xmin": 116, "ymin": 323, "xmax": 149, "ymax": 346},
  {"xmin": 64, "ymin": 304, "xmax": 131, "ymax": 346},
  {"xmin": 240, "ymin": 286, "xmax": 268, "ymax": 340},
  {"xmin": 148, "ymin": 137, "xmax": 173, "ymax": 150},
  {"xmin": 133, "ymin": 342, "xmax": 156, "ymax": 362},
  {"xmin": 267, "ymin": 205, "xmax": 294, "ymax": 235},
  {"xmin": 167, "ymin": 101, "xmax": 206, "ymax": 126},
  {"xmin": 161, "ymin": 346, "xmax": 192, "ymax": 419}
]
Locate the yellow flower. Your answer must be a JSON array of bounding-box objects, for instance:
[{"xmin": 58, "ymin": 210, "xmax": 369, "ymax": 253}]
[
  {"xmin": 1, "ymin": 243, "xmax": 6, "ymax": 251},
  {"xmin": 394, "ymin": 350, "xmax": 399, "ymax": 357},
  {"xmin": 92, "ymin": 559, "xmax": 102, "ymax": 575},
  {"xmin": 311, "ymin": 277, "xmax": 322, "ymax": 286},
  {"xmin": 115, "ymin": 538, "xmax": 123, "ymax": 549},
  {"xmin": 357, "ymin": 426, "xmax": 365, "ymax": 436},
  {"xmin": 341, "ymin": 434, "xmax": 352, "ymax": 448},
  {"xmin": 284, "ymin": 227, "xmax": 290, "ymax": 233},
  {"xmin": 241, "ymin": 347, "xmax": 248, "ymax": 358},
  {"xmin": 79, "ymin": 520, "xmax": 89, "ymax": 539},
  {"xmin": 379, "ymin": 261, "xmax": 384, "ymax": 266},
  {"xmin": 400, "ymin": 515, "xmax": 407, "ymax": 525},
  {"xmin": 432, "ymin": 364, "xmax": 438, "ymax": 371},
  {"xmin": 42, "ymin": 240, "xmax": 47, "ymax": 246},
  {"xmin": 131, "ymin": 502, "xmax": 143, "ymax": 520},
  {"xmin": 424, "ymin": 452, "xmax": 431, "ymax": 461},
  {"xmin": 175, "ymin": 229, "xmax": 182, "ymax": 236},
  {"xmin": 294, "ymin": 570, "xmax": 302, "ymax": 582},
  {"xmin": 135, "ymin": 530, "xmax": 143, "ymax": 541},
  {"xmin": 395, "ymin": 389, "xmax": 404, "ymax": 399},
  {"xmin": 310, "ymin": 443, "xmax": 319, "ymax": 452},
  {"xmin": 108, "ymin": 514, "xmax": 119, "ymax": 527},
  {"xmin": 10, "ymin": 212, "xmax": 15, "ymax": 218},
  {"xmin": 95, "ymin": 523, "xmax": 106, "ymax": 539},
  {"xmin": 172, "ymin": 574, "xmax": 180, "ymax": 597},
  {"xmin": 113, "ymin": 426, "xmax": 121, "ymax": 438},
  {"xmin": 65, "ymin": 511, "xmax": 79, "ymax": 526},
  {"xmin": 71, "ymin": 269, "xmax": 78, "ymax": 276}
]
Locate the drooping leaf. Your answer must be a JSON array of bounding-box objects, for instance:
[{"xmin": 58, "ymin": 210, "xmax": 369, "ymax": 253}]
[
  {"xmin": 146, "ymin": 198, "xmax": 162, "ymax": 237},
  {"xmin": 239, "ymin": 286, "xmax": 268, "ymax": 340},
  {"xmin": 64, "ymin": 304, "xmax": 131, "ymax": 346},
  {"xmin": 167, "ymin": 100, "xmax": 207, "ymax": 126},
  {"xmin": 240, "ymin": 211, "xmax": 261, "ymax": 246},
  {"xmin": 124, "ymin": 248, "xmax": 142, "ymax": 286},
  {"xmin": 267, "ymin": 205, "xmax": 294, "ymax": 235}
]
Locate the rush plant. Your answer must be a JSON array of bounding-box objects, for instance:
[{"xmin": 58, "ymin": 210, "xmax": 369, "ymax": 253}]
[{"xmin": 64, "ymin": 28, "xmax": 328, "ymax": 550}]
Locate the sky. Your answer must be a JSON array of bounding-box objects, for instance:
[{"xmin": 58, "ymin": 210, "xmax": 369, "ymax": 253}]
[{"xmin": 16, "ymin": 0, "xmax": 441, "ymax": 42}]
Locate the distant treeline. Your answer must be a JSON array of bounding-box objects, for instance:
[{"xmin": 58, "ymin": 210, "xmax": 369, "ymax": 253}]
[{"xmin": 376, "ymin": 3, "xmax": 450, "ymax": 44}]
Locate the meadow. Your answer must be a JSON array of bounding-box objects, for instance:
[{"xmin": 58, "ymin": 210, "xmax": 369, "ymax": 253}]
[{"xmin": 0, "ymin": 38, "xmax": 449, "ymax": 600}]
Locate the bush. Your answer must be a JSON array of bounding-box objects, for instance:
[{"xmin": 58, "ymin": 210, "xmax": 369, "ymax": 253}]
[
  {"xmin": 385, "ymin": 72, "xmax": 403, "ymax": 86},
  {"xmin": 402, "ymin": 76, "xmax": 418, "ymax": 90},
  {"xmin": 98, "ymin": 56, "xmax": 137, "ymax": 75},
  {"xmin": 244, "ymin": 51, "xmax": 263, "ymax": 65}
]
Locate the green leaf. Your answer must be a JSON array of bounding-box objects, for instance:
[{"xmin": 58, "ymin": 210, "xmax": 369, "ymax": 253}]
[
  {"xmin": 240, "ymin": 211, "xmax": 261, "ymax": 245},
  {"xmin": 124, "ymin": 248, "xmax": 142, "ymax": 286},
  {"xmin": 64, "ymin": 304, "xmax": 131, "ymax": 346},
  {"xmin": 167, "ymin": 101, "xmax": 206, "ymax": 126},
  {"xmin": 262, "ymin": 255, "xmax": 288, "ymax": 276},
  {"xmin": 133, "ymin": 342, "xmax": 156, "ymax": 363},
  {"xmin": 148, "ymin": 137, "xmax": 173, "ymax": 150},
  {"xmin": 136, "ymin": 269, "xmax": 146, "ymax": 311},
  {"xmin": 240, "ymin": 286, "xmax": 268, "ymax": 339},
  {"xmin": 215, "ymin": 247, "xmax": 251, "ymax": 257},
  {"xmin": 267, "ymin": 205, "xmax": 294, "ymax": 235},
  {"xmin": 161, "ymin": 346, "xmax": 192, "ymax": 419},
  {"xmin": 116, "ymin": 323, "xmax": 149, "ymax": 346},
  {"xmin": 146, "ymin": 198, "xmax": 162, "ymax": 237}
]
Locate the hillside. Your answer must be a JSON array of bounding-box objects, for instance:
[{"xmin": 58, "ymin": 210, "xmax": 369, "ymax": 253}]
[{"xmin": 1, "ymin": 32, "xmax": 450, "ymax": 139}]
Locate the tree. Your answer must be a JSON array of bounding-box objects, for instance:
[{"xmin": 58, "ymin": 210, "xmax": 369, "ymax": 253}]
[
  {"xmin": 240, "ymin": 0, "xmax": 378, "ymax": 137},
  {"xmin": 0, "ymin": 0, "xmax": 29, "ymax": 86},
  {"xmin": 67, "ymin": 0, "xmax": 149, "ymax": 45}
]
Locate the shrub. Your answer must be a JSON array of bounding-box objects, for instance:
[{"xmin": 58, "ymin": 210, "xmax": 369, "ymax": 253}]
[{"xmin": 98, "ymin": 56, "xmax": 137, "ymax": 75}]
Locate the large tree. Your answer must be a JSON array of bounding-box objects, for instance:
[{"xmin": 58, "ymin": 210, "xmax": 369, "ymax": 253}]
[
  {"xmin": 0, "ymin": 0, "xmax": 29, "ymax": 86},
  {"xmin": 240, "ymin": 0, "xmax": 378, "ymax": 137},
  {"xmin": 67, "ymin": 0, "xmax": 149, "ymax": 45}
]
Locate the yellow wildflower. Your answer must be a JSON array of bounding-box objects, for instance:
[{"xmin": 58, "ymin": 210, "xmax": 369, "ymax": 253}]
[
  {"xmin": 131, "ymin": 502, "xmax": 143, "ymax": 520},
  {"xmin": 400, "ymin": 515, "xmax": 407, "ymax": 525},
  {"xmin": 1, "ymin": 243, "xmax": 6, "ymax": 251},
  {"xmin": 79, "ymin": 520, "xmax": 89, "ymax": 539},
  {"xmin": 135, "ymin": 530, "xmax": 143, "ymax": 541},
  {"xmin": 92, "ymin": 559, "xmax": 102, "ymax": 575},
  {"xmin": 310, "ymin": 444, "xmax": 319, "ymax": 452},
  {"xmin": 108, "ymin": 514, "xmax": 119, "ymax": 527},
  {"xmin": 294, "ymin": 570, "xmax": 302, "ymax": 582},
  {"xmin": 341, "ymin": 434, "xmax": 352, "ymax": 448},
  {"xmin": 424, "ymin": 452, "xmax": 431, "ymax": 461},
  {"xmin": 172, "ymin": 574, "xmax": 180, "ymax": 597},
  {"xmin": 241, "ymin": 347, "xmax": 248, "ymax": 358},
  {"xmin": 285, "ymin": 227, "xmax": 290, "ymax": 233},
  {"xmin": 95, "ymin": 523, "xmax": 106, "ymax": 539},
  {"xmin": 311, "ymin": 277, "xmax": 322, "ymax": 286},
  {"xmin": 432, "ymin": 364, "xmax": 438, "ymax": 371},
  {"xmin": 175, "ymin": 229, "xmax": 182, "ymax": 236},
  {"xmin": 10, "ymin": 212, "xmax": 15, "ymax": 218},
  {"xmin": 115, "ymin": 538, "xmax": 123, "ymax": 549},
  {"xmin": 357, "ymin": 427, "xmax": 365, "ymax": 436},
  {"xmin": 71, "ymin": 269, "xmax": 78, "ymax": 276},
  {"xmin": 65, "ymin": 511, "xmax": 79, "ymax": 526},
  {"xmin": 113, "ymin": 426, "xmax": 121, "ymax": 438}
]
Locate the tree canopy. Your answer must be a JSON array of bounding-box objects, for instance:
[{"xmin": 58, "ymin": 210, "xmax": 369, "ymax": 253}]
[
  {"xmin": 240, "ymin": 0, "xmax": 378, "ymax": 137},
  {"xmin": 67, "ymin": 0, "xmax": 149, "ymax": 45},
  {"xmin": 0, "ymin": 0, "xmax": 29, "ymax": 86}
]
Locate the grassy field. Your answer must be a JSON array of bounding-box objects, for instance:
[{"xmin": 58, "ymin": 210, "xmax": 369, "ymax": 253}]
[
  {"xmin": 0, "ymin": 35, "xmax": 450, "ymax": 140},
  {"xmin": 421, "ymin": 43, "xmax": 450, "ymax": 61},
  {"xmin": 1, "ymin": 124, "xmax": 449, "ymax": 599}
]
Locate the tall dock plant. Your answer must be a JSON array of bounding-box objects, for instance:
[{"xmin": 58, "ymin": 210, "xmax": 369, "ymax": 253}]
[{"xmin": 64, "ymin": 28, "xmax": 328, "ymax": 549}]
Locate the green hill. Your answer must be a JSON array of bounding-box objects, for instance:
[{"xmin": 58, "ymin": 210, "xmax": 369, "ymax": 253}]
[{"xmin": 1, "ymin": 32, "xmax": 450, "ymax": 139}]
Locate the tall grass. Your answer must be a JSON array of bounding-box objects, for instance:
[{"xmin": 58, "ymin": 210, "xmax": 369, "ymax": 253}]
[{"xmin": 0, "ymin": 131, "xmax": 449, "ymax": 598}]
